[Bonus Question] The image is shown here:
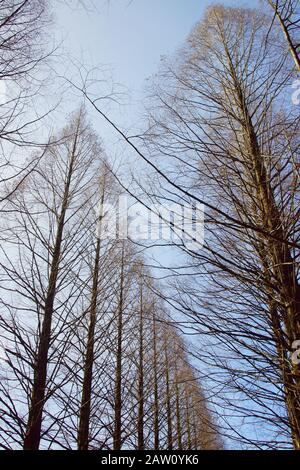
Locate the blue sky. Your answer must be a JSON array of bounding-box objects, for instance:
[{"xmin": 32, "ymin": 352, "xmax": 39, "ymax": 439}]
[
  {"xmin": 54, "ymin": 0, "xmax": 258, "ymax": 143},
  {"xmin": 56, "ymin": 1, "xmax": 228, "ymax": 94}
]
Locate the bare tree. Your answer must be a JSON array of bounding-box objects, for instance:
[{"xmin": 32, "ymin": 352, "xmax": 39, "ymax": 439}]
[
  {"xmin": 139, "ymin": 5, "xmax": 300, "ymax": 448},
  {"xmin": 266, "ymin": 0, "xmax": 300, "ymax": 71},
  {"xmin": 0, "ymin": 107, "xmax": 102, "ymax": 449}
]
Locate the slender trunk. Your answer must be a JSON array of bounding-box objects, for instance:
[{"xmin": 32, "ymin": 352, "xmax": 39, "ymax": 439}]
[
  {"xmin": 152, "ymin": 311, "xmax": 159, "ymax": 450},
  {"xmin": 191, "ymin": 409, "xmax": 198, "ymax": 450},
  {"xmin": 77, "ymin": 239, "xmax": 101, "ymax": 449},
  {"xmin": 268, "ymin": 1, "xmax": 300, "ymax": 72},
  {"xmin": 137, "ymin": 280, "xmax": 144, "ymax": 450},
  {"xmin": 77, "ymin": 177, "xmax": 106, "ymax": 450},
  {"xmin": 164, "ymin": 339, "xmax": 173, "ymax": 450},
  {"xmin": 175, "ymin": 366, "xmax": 182, "ymax": 450},
  {"xmin": 113, "ymin": 244, "xmax": 125, "ymax": 450},
  {"xmin": 23, "ymin": 127, "xmax": 79, "ymax": 450},
  {"xmin": 185, "ymin": 390, "xmax": 192, "ymax": 450}
]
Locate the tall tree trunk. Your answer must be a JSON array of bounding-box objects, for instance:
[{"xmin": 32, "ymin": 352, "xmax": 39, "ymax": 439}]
[
  {"xmin": 227, "ymin": 51, "xmax": 300, "ymax": 448},
  {"xmin": 77, "ymin": 238, "xmax": 100, "ymax": 450},
  {"xmin": 175, "ymin": 365, "xmax": 182, "ymax": 450},
  {"xmin": 113, "ymin": 243, "xmax": 125, "ymax": 450},
  {"xmin": 137, "ymin": 278, "xmax": 144, "ymax": 450},
  {"xmin": 152, "ymin": 310, "xmax": 159, "ymax": 450},
  {"xmin": 77, "ymin": 175, "xmax": 106, "ymax": 450},
  {"xmin": 23, "ymin": 123, "xmax": 79, "ymax": 450},
  {"xmin": 185, "ymin": 390, "xmax": 192, "ymax": 450},
  {"xmin": 245, "ymin": 97, "xmax": 300, "ymax": 451},
  {"xmin": 191, "ymin": 410, "xmax": 198, "ymax": 450},
  {"xmin": 268, "ymin": 1, "xmax": 300, "ymax": 72},
  {"xmin": 164, "ymin": 338, "xmax": 173, "ymax": 450}
]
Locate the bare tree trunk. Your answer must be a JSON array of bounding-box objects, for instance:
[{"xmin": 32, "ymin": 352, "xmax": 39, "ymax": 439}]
[
  {"xmin": 191, "ymin": 410, "xmax": 198, "ymax": 450},
  {"xmin": 164, "ymin": 338, "xmax": 173, "ymax": 450},
  {"xmin": 185, "ymin": 390, "xmax": 192, "ymax": 450},
  {"xmin": 77, "ymin": 173, "xmax": 107, "ymax": 450},
  {"xmin": 152, "ymin": 310, "xmax": 159, "ymax": 450},
  {"xmin": 23, "ymin": 123, "xmax": 80, "ymax": 450},
  {"xmin": 268, "ymin": 0, "xmax": 300, "ymax": 72},
  {"xmin": 175, "ymin": 365, "xmax": 182, "ymax": 450},
  {"xmin": 77, "ymin": 238, "xmax": 100, "ymax": 450},
  {"xmin": 247, "ymin": 112, "xmax": 300, "ymax": 451},
  {"xmin": 137, "ymin": 277, "xmax": 144, "ymax": 450},
  {"xmin": 228, "ymin": 54, "xmax": 300, "ymax": 448},
  {"xmin": 113, "ymin": 243, "xmax": 125, "ymax": 450}
]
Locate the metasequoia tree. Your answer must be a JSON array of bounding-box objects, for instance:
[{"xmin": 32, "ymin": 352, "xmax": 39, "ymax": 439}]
[
  {"xmin": 135, "ymin": 5, "xmax": 300, "ymax": 448},
  {"xmin": 0, "ymin": 0, "xmax": 53, "ymax": 208},
  {"xmin": 23, "ymin": 109, "xmax": 101, "ymax": 450},
  {"xmin": 112, "ymin": 241, "xmax": 127, "ymax": 450},
  {"xmin": 266, "ymin": 0, "xmax": 300, "ymax": 71},
  {"xmin": 0, "ymin": 0, "xmax": 48, "ymax": 81},
  {"xmin": 152, "ymin": 306, "xmax": 159, "ymax": 450},
  {"xmin": 0, "ymin": 108, "xmax": 102, "ymax": 449},
  {"xmin": 77, "ymin": 162, "xmax": 116, "ymax": 450},
  {"xmin": 157, "ymin": 321, "xmax": 221, "ymax": 450},
  {"xmin": 51, "ymin": 236, "xmax": 129, "ymax": 449},
  {"xmin": 136, "ymin": 263, "xmax": 145, "ymax": 450}
]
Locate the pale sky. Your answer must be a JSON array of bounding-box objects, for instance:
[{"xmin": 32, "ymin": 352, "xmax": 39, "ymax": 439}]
[{"xmin": 53, "ymin": 0, "xmax": 259, "ymax": 145}]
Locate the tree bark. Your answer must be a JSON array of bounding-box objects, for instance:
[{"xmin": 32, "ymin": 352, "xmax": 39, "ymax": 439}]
[
  {"xmin": 113, "ymin": 243, "xmax": 125, "ymax": 450},
  {"xmin": 152, "ymin": 310, "xmax": 159, "ymax": 450},
  {"xmin": 268, "ymin": 1, "xmax": 300, "ymax": 72},
  {"xmin": 23, "ymin": 121, "xmax": 79, "ymax": 450},
  {"xmin": 164, "ymin": 338, "xmax": 173, "ymax": 450},
  {"xmin": 185, "ymin": 390, "xmax": 192, "ymax": 450},
  {"xmin": 77, "ymin": 239, "xmax": 100, "ymax": 450},
  {"xmin": 77, "ymin": 174, "xmax": 106, "ymax": 450},
  {"xmin": 137, "ymin": 277, "xmax": 144, "ymax": 450},
  {"xmin": 175, "ymin": 365, "xmax": 182, "ymax": 450},
  {"xmin": 227, "ymin": 49, "xmax": 300, "ymax": 448}
]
